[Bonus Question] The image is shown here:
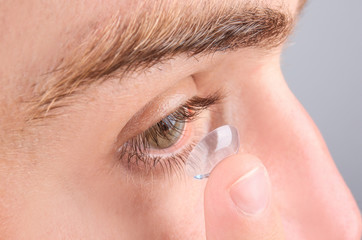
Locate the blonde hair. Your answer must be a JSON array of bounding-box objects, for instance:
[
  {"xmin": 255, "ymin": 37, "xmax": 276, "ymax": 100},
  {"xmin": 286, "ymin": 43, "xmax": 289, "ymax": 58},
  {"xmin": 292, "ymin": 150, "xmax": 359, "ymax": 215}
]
[{"xmin": 28, "ymin": 0, "xmax": 296, "ymax": 121}]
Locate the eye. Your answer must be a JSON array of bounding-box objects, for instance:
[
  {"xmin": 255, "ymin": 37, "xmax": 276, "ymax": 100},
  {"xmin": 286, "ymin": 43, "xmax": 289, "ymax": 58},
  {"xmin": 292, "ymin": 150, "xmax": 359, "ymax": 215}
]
[
  {"xmin": 116, "ymin": 91, "xmax": 224, "ymax": 176},
  {"xmin": 145, "ymin": 115, "xmax": 186, "ymax": 149}
]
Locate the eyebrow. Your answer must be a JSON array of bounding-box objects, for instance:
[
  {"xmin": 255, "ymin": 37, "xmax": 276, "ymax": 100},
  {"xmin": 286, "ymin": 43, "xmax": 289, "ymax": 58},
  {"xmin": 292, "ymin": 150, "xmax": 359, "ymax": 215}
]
[{"xmin": 28, "ymin": 1, "xmax": 300, "ymax": 121}]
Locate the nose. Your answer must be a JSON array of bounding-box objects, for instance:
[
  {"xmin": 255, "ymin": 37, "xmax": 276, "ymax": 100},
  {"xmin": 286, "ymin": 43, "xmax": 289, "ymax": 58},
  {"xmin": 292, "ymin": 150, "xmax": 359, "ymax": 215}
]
[{"xmin": 223, "ymin": 58, "xmax": 362, "ymax": 239}]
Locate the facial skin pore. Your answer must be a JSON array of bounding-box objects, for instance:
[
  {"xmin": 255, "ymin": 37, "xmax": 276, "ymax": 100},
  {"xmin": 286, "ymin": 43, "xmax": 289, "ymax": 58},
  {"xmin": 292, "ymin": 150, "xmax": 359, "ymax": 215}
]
[{"xmin": 0, "ymin": 0, "xmax": 361, "ymax": 239}]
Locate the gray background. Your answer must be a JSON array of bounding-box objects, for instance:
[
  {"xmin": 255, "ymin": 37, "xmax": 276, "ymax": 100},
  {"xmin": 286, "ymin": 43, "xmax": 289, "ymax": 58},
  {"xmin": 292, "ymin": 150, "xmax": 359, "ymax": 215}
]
[{"xmin": 281, "ymin": 0, "xmax": 362, "ymax": 209}]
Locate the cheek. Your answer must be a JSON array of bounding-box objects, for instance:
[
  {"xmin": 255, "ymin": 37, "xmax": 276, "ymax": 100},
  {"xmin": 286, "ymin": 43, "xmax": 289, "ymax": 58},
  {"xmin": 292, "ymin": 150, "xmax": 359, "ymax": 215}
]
[
  {"xmin": 97, "ymin": 175, "xmax": 208, "ymax": 239},
  {"xmin": 2, "ymin": 162, "xmax": 208, "ymax": 239}
]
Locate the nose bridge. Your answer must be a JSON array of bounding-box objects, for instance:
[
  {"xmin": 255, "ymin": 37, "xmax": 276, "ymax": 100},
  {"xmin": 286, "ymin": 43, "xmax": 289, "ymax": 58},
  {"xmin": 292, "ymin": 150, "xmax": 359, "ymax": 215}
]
[{"xmin": 228, "ymin": 66, "xmax": 361, "ymax": 238}]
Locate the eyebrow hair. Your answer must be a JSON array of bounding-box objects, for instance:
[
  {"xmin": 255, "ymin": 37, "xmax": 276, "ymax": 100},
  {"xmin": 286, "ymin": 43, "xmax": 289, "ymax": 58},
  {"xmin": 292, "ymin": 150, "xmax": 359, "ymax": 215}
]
[{"xmin": 28, "ymin": 1, "xmax": 300, "ymax": 121}]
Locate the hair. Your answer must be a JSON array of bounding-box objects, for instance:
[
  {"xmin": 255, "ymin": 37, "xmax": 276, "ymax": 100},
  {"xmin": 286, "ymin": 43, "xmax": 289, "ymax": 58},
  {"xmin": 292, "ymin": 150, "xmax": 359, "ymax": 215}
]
[{"xmin": 26, "ymin": 0, "xmax": 297, "ymax": 122}]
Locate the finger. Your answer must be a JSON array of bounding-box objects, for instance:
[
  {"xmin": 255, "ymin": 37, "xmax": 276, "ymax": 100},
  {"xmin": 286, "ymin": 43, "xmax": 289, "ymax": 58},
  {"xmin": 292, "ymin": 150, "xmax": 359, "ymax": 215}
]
[{"xmin": 204, "ymin": 153, "xmax": 285, "ymax": 240}]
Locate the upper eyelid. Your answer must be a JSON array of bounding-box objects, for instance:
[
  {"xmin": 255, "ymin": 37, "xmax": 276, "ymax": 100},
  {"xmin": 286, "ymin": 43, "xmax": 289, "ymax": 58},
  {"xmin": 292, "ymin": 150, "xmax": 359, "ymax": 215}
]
[
  {"xmin": 168, "ymin": 91, "xmax": 225, "ymax": 122},
  {"xmin": 116, "ymin": 90, "xmax": 225, "ymax": 171},
  {"xmin": 115, "ymin": 89, "xmax": 226, "ymax": 156},
  {"xmin": 128, "ymin": 90, "xmax": 225, "ymax": 143},
  {"xmin": 143, "ymin": 91, "xmax": 225, "ymax": 145}
]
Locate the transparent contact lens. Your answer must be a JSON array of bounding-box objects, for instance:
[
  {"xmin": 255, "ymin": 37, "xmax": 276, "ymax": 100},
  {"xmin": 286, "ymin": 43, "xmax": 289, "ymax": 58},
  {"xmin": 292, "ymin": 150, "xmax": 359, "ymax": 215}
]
[{"xmin": 185, "ymin": 125, "xmax": 239, "ymax": 179}]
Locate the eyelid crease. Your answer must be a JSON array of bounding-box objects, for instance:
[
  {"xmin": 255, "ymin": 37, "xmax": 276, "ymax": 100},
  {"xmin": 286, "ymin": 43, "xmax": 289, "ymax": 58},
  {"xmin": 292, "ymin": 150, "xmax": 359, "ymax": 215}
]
[{"xmin": 115, "ymin": 90, "xmax": 225, "ymax": 178}]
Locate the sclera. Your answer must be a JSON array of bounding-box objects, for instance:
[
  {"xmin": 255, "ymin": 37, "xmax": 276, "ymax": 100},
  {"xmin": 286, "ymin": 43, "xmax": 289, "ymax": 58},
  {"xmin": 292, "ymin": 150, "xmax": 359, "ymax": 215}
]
[{"xmin": 185, "ymin": 125, "xmax": 239, "ymax": 179}]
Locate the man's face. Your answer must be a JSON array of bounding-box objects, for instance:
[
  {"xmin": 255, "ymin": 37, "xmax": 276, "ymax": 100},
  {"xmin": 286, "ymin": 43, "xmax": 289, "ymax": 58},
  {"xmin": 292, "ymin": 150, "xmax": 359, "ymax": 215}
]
[{"xmin": 0, "ymin": 0, "xmax": 360, "ymax": 239}]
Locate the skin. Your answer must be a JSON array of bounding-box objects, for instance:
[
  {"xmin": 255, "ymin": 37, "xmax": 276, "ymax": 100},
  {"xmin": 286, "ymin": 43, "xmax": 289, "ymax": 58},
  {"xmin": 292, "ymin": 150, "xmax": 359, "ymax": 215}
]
[{"xmin": 0, "ymin": 0, "xmax": 361, "ymax": 239}]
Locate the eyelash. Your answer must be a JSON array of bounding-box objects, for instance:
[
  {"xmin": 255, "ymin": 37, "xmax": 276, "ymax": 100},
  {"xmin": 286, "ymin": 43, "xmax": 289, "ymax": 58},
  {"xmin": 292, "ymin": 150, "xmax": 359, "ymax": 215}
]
[{"xmin": 116, "ymin": 92, "xmax": 223, "ymax": 177}]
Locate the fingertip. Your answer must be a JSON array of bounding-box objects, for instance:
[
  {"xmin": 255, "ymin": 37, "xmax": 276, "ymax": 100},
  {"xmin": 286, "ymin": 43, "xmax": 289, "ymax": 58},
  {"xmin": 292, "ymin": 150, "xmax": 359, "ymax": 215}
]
[
  {"xmin": 205, "ymin": 154, "xmax": 267, "ymax": 219},
  {"xmin": 204, "ymin": 153, "xmax": 285, "ymax": 240}
]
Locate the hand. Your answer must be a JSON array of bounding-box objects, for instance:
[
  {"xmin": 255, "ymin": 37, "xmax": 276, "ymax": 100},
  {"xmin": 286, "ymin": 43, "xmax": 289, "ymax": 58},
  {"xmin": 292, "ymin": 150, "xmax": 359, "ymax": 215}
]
[{"xmin": 204, "ymin": 154, "xmax": 285, "ymax": 240}]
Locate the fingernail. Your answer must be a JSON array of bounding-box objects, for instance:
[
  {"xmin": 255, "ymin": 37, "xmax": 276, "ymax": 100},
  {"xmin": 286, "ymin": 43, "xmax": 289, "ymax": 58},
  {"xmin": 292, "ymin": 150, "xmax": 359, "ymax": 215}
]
[{"xmin": 229, "ymin": 167, "xmax": 270, "ymax": 216}]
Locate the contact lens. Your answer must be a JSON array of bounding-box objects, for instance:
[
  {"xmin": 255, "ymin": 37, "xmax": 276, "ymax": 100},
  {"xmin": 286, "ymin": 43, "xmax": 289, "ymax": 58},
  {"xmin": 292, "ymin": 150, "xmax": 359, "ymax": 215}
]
[{"xmin": 185, "ymin": 125, "xmax": 239, "ymax": 179}]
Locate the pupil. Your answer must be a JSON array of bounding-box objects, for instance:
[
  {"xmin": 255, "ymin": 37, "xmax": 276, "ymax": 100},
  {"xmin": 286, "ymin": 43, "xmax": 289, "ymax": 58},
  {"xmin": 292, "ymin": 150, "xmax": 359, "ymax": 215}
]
[{"xmin": 160, "ymin": 119, "xmax": 171, "ymax": 131}]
